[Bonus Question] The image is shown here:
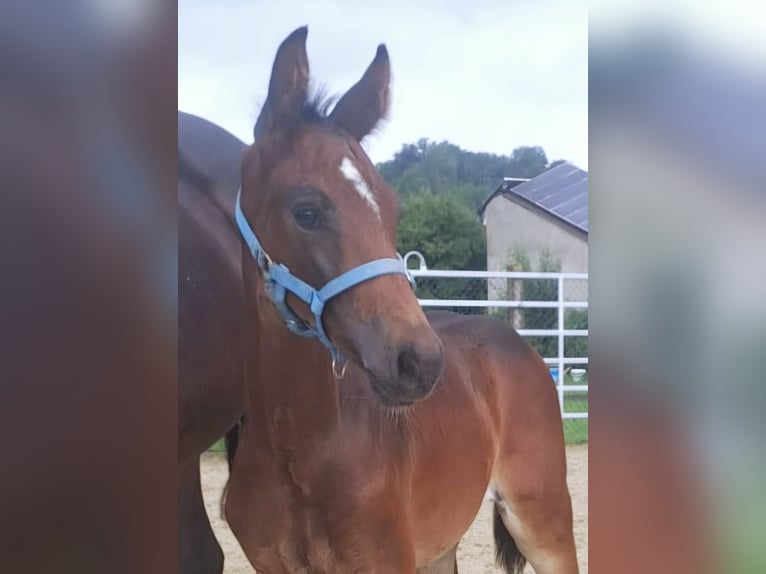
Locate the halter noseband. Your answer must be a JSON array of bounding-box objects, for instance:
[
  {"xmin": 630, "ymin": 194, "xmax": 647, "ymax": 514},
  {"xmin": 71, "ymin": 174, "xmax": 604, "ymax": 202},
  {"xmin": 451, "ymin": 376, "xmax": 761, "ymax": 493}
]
[{"xmin": 235, "ymin": 188, "xmax": 414, "ymax": 367}]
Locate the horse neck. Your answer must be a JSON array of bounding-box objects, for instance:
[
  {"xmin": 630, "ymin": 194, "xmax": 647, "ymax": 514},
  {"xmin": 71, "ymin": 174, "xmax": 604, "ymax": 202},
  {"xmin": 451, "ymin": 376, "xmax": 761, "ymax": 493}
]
[{"xmin": 246, "ymin": 298, "xmax": 340, "ymax": 447}]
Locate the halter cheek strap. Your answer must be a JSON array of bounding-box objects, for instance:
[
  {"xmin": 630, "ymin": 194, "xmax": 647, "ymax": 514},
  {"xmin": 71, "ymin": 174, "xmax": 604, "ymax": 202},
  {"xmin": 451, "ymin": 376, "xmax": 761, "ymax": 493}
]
[{"xmin": 235, "ymin": 189, "xmax": 414, "ymax": 365}]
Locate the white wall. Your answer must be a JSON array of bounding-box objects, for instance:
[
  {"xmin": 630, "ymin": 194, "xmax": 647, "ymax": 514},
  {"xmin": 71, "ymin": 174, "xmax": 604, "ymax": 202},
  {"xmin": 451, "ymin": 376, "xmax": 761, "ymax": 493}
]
[{"xmin": 484, "ymin": 195, "xmax": 588, "ymax": 275}]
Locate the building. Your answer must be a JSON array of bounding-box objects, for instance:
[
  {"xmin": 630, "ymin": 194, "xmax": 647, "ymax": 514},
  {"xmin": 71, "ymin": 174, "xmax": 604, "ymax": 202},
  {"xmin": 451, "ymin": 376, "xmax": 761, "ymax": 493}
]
[{"xmin": 479, "ymin": 161, "xmax": 588, "ymax": 277}]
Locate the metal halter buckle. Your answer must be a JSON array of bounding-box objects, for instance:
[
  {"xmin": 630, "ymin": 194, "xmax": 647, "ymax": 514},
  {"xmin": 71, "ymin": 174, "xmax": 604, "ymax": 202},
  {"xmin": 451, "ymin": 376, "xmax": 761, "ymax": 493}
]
[{"xmin": 331, "ymin": 358, "xmax": 348, "ymax": 380}]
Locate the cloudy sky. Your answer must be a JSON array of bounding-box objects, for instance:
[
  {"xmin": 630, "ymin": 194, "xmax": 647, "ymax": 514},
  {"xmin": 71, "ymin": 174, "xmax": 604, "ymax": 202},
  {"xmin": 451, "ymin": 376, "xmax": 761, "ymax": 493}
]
[{"xmin": 179, "ymin": 0, "xmax": 587, "ymax": 168}]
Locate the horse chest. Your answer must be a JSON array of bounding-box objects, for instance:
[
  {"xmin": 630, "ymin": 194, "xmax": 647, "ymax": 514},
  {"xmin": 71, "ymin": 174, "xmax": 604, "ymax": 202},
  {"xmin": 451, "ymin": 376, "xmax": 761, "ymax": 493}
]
[
  {"xmin": 244, "ymin": 486, "xmax": 376, "ymax": 574},
  {"xmin": 247, "ymin": 534, "xmax": 338, "ymax": 574},
  {"xmin": 241, "ymin": 443, "xmax": 395, "ymax": 572}
]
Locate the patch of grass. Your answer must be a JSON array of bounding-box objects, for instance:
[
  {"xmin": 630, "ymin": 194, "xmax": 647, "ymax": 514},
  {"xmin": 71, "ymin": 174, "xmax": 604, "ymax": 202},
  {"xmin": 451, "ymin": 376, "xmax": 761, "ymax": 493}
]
[
  {"xmin": 209, "ymin": 438, "xmax": 226, "ymax": 453},
  {"xmin": 563, "ymin": 420, "xmax": 589, "ymax": 444},
  {"xmin": 562, "ymin": 390, "xmax": 588, "ymax": 444}
]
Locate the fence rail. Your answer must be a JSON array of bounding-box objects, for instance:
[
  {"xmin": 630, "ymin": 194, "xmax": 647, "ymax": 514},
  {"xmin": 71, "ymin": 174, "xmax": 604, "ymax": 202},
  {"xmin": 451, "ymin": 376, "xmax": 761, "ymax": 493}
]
[
  {"xmin": 408, "ymin": 267, "xmax": 588, "ymax": 432},
  {"xmin": 417, "ymin": 299, "xmax": 588, "ymax": 309}
]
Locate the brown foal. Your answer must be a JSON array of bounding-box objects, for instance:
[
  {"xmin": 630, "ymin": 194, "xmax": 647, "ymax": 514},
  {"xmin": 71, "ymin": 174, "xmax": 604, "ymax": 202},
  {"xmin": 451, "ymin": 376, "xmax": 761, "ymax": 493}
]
[{"xmin": 225, "ymin": 27, "xmax": 578, "ymax": 574}]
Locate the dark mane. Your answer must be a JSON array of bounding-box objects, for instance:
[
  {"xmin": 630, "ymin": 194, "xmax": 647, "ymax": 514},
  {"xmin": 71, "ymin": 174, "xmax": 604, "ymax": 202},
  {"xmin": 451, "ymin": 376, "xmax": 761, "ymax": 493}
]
[
  {"xmin": 254, "ymin": 84, "xmax": 340, "ymax": 140},
  {"xmin": 301, "ymin": 85, "xmax": 339, "ymax": 126}
]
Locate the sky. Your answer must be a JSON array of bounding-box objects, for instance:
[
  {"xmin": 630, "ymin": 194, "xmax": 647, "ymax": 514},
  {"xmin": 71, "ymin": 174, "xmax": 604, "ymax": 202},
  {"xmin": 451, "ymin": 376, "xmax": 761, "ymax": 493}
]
[{"xmin": 179, "ymin": 0, "xmax": 587, "ymax": 169}]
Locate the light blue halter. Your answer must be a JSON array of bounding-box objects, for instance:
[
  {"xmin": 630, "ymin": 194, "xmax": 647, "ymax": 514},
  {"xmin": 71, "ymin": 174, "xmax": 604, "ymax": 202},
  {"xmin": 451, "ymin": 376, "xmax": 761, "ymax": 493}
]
[{"xmin": 235, "ymin": 188, "xmax": 414, "ymax": 370}]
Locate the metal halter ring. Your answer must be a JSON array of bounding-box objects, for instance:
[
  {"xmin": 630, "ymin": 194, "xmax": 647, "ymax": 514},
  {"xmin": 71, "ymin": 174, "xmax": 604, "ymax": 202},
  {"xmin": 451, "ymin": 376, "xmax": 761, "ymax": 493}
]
[{"xmin": 332, "ymin": 358, "xmax": 348, "ymax": 380}]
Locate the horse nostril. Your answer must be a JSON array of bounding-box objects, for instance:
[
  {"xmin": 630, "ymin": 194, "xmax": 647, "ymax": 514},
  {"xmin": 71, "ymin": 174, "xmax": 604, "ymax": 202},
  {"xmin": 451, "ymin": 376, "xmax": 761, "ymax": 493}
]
[{"xmin": 397, "ymin": 347, "xmax": 421, "ymax": 388}]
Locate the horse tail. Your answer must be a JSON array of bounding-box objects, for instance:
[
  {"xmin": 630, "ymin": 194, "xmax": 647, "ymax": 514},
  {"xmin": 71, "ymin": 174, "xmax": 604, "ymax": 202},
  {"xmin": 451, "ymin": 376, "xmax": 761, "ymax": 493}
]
[
  {"xmin": 493, "ymin": 503, "xmax": 527, "ymax": 574},
  {"xmin": 220, "ymin": 416, "xmax": 245, "ymax": 519}
]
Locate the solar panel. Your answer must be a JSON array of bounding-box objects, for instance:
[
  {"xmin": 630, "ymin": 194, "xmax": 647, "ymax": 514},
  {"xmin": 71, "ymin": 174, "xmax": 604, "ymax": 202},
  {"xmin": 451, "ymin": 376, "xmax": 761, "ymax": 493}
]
[
  {"xmin": 505, "ymin": 162, "xmax": 588, "ymax": 232},
  {"xmin": 568, "ymin": 207, "xmax": 589, "ymax": 226},
  {"xmin": 556, "ymin": 188, "xmax": 588, "ymax": 217}
]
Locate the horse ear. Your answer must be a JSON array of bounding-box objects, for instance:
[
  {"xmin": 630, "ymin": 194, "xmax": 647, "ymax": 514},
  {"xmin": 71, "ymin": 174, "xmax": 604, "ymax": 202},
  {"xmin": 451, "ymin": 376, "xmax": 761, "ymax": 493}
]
[
  {"xmin": 254, "ymin": 26, "xmax": 310, "ymax": 140},
  {"xmin": 330, "ymin": 44, "xmax": 390, "ymax": 141}
]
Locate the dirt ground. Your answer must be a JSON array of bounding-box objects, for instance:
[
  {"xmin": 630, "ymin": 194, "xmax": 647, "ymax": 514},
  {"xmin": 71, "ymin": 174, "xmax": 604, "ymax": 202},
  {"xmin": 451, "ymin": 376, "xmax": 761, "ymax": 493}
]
[{"xmin": 201, "ymin": 444, "xmax": 587, "ymax": 573}]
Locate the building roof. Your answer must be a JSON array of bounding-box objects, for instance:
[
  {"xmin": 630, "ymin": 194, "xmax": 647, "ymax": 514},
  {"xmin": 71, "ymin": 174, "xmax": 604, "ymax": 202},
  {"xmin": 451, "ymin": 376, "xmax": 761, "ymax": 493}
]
[{"xmin": 480, "ymin": 161, "xmax": 588, "ymax": 234}]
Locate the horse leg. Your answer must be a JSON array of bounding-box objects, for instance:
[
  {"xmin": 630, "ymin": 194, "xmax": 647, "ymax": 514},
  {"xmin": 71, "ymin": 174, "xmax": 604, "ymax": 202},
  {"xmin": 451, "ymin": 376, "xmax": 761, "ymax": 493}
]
[
  {"xmin": 490, "ymin": 449, "xmax": 578, "ymax": 574},
  {"xmin": 416, "ymin": 544, "xmax": 459, "ymax": 574},
  {"xmin": 179, "ymin": 458, "xmax": 224, "ymax": 574},
  {"xmin": 489, "ymin": 486, "xmax": 577, "ymax": 574}
]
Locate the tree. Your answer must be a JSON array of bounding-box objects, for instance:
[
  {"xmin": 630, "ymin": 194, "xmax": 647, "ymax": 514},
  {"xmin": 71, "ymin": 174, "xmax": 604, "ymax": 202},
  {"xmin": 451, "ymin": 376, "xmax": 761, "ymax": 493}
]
[
  {"xmin": 397, "ymin": 191, "xmax": 484, "ymax": 270},
  {"xmin": 397, "ymin": 191, "xmax": 487, "ymax": 310},
  {"xmin": 377, "ymin": 139, "xmax": 576, "ymax": 305},
  {"xmin": 378, "ymin": 140, "xmax": 552, "ymax": 211},
  {"xmin": 509, "ymin": 146, "xmax": 549, "ymax": 177}
]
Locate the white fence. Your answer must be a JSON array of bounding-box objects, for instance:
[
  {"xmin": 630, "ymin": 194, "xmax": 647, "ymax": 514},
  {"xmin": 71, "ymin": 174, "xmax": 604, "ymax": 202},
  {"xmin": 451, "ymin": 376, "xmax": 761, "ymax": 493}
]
[{"xmin": 406, "ymin": 260, "xmax": 588, "ymax": 422}]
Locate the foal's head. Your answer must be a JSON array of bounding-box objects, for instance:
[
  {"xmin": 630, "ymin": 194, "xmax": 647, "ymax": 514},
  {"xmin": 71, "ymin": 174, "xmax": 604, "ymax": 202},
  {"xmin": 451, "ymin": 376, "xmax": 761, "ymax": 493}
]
[{"xmin": 240, "ymin": 26, "xmax": 443, "ymax": 406}]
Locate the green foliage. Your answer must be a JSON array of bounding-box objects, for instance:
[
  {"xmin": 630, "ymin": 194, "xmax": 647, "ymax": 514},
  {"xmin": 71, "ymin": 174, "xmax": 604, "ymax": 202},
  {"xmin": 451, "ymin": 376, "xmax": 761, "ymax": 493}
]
[
  {"xmin": 397, "ymin": 192, "xmax": 487, "ymax": 310},
  {"xmin": 565, "ymin": 309, "xmax": 588, "ymax": 360},
  {"xmin": 209, "ymin": 438, "xmax": 226, "ymax": 452},
  {"xmin": 510, "ymin": 249, "xmax": 561, "ymax": 358},
  {"xmin": 397, "ymin": 192, "xmax": 484, "ymax": 270},
  {"xmin": 379, "ymin": 139, "xmax": 567, "ymax": 275},
  {"xmin": 379, "ymin": 139, "xmax": 552, "ymax": 212},
  {"xmin": 378, "ymin": 138, "xmax": 572, "ymax": 318},
  {"xmin": 497, "ymin": 248, "xmax": 588, "ymax": 364}
]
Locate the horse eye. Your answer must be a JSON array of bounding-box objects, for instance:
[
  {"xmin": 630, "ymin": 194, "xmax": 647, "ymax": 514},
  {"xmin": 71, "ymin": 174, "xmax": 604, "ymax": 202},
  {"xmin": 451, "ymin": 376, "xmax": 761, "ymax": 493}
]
[{"xmin": 293, "ymin": 205, "xmax": 321, "ymax": 230}]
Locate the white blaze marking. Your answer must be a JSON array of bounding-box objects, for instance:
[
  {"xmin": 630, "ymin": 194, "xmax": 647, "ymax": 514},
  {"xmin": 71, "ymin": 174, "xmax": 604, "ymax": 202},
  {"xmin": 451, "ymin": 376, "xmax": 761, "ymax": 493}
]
[{"xmin": 340, "ymin": 156, "xmax": 380, "ymax": 219}]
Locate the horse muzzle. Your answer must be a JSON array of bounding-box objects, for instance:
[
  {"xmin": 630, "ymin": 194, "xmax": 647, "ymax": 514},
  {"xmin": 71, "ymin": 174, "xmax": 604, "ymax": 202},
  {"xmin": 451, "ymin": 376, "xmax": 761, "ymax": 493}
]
[{"xmin": 362, "ymin": 328, "xmax": 445, "ymax": 406}]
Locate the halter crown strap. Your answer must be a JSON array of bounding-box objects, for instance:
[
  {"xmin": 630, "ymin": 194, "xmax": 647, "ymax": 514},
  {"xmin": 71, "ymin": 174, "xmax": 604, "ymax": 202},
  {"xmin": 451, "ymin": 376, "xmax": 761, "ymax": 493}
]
[{"xmin": 235, "ymin": 189, "xmax": 414, "ymax": 363}]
